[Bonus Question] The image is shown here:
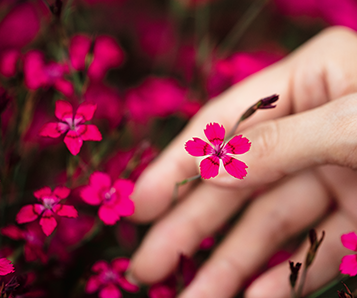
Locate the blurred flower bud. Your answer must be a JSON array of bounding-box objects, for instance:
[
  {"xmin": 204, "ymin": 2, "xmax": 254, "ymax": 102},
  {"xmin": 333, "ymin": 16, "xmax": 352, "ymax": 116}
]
[
  {"xmin": 305, "ymin": 229, "xmax": 325, "ymax": 267},
  {"xmin": 289, "ymin": 261, "xmax": 301, "ymax": 288},
  {"xmin": 241, "ymin": 94, "xmax": 279, "ymax": 121}
]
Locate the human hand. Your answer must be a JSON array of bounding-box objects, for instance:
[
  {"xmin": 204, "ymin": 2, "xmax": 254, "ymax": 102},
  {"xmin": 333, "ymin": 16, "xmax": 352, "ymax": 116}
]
[{"xmin": 128, "ymin": 26, "xmax": 357, "ymax": 298}]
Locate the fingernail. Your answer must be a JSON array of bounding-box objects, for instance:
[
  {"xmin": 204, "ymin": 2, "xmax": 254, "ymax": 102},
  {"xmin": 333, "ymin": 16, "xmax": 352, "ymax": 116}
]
[{"xmin": 125, "ymin": 271, "xmax": 141, "ymax": 287}]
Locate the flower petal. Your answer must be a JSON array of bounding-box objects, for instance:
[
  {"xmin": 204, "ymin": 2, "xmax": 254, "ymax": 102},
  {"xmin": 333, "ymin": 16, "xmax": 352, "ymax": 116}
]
[
  {"xmin": 0, "ymin": 49, "xmax": 20, "ymax": 77},
  {"xmin": 340, "ymin": 254, "xmax": 357, "ymax": 276},
  {"xmin": 90, "ymin": 172, "xmax": 112, "ymax": 189},
  {"xmin": 80, "ymin": 124, "xmax": 102, "ymax": 141},
  {"xmin": 76, "ymin": 102, "xmax": 97, "ymax": 121},
  {"xmin": 54, "ymin": 79, "xmax": 74, "ymax": 97},
  {"xmin": 53, "ymin": 186, "xmax": 70, "ymax": 199},
  {"xmin": 113, "ymin": 179, "xmax": 134, "ymax": 198},
  {"xmin": 98, "ymin": 205, "xmax": 120, "ymax": 225},
  {"xmin": 199, "ymin": 156, "xmax": 220, "ymax": 179},
  {"xmin": 0, "ymin": 258, "xmax": 15, "ymax": 276},
  {"xmin": 1, "ymin": 225, "xmax": 24, "ymax": 240},
  {"xmin": 55, "ymin": 100, "xmax": 73, "ymax": 121},
  {"xmin": 54, "ymin": 205, "xmax": 78, "ymax": 218},
  {"xmin": 185, "ymin": 138, "xmax": 213, "ymax": 157},
  {"xmin": 111, "ymin": 257, "xmax": 130, "ymax": 273},
  {"xmin": 99, "ymin": 284, "xmax": 121, "ymax": 298},
  {"xmin": 222, "ymin": 155, "xmax": 248, "ymax": 179},
  {"xmin": 204, "ymin": 123, "xmax": 225, "ymax": 146},
  {"xmin": 81, "ymin": 186, "xmax": 102, "ymax": 205},
  {"xmin": 92, "ymin": 260, "xmax": 110, "ymax": 273},
  {"xmin": 64, "ymin": 130, "xmax": 83, "ymax": 155},
  {"xmin": 33, "ymin": 186, "xmax": 52, "ymax": 199},
  {"xmin": 224, "ymin": 135, "xmax": 251, "ymax": 154},
  {"xmin": 69, "ymin": 34, "xmax": 91, "ymax": 71},
  {"xmin": 85, "ymin": 276, "xmax": 101, "ymax": 293},
  {"xmin": 117, "ymin": 276, "xmax": 139, "ymax": 293},
  {"xmin": 39, "ymin": 122, "xmax": 69, "ymax": 138},
  {"xmin": 39, "ymin": 215, "xmax": 57, "ymax": 236},
  {"xmin": 23, "ymin": 50, "xmax": 47, "ymax": 89},
  {"xmin": 16, "ymin": 205, "xmax": 42, "ymax": 224},
  {"xmin": 114, "ymin": 198, "xmax": 134, "ymax": 217},
  {"xmin": 342, "ymin": 232, "xmax": 357, "ymax": 251}
]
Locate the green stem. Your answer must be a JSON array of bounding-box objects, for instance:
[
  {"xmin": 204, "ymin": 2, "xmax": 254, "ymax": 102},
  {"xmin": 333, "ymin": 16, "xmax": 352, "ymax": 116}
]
[
  {"xmin": 296, "ymin": 266, "xmax": 308, "ymax": 298},
  {"xmin": 173, "ymin": 174, "xmax": 201, "ymax": 202}
]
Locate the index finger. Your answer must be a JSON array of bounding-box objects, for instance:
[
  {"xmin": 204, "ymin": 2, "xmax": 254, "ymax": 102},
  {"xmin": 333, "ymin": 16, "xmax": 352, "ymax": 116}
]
[{"xmin": 130, "ymin": 26, "xmax": 357, "ymax": 222}]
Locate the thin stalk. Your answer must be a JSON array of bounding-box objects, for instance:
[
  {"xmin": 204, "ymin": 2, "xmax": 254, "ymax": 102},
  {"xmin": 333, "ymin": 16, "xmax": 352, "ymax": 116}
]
[
  {"xmin": 296, "ymin": 266, "xmax": 308, "ymax": 298},
  {"xmin": 173, "ymin": 174, "xmax": 201, "ymax": 202}
]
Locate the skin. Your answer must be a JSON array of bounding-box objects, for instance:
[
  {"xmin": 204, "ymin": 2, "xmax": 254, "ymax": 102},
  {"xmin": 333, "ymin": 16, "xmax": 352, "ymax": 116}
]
[{"xmin": 127, "ymin": 26, "xmax": 357, "ymax": 298}]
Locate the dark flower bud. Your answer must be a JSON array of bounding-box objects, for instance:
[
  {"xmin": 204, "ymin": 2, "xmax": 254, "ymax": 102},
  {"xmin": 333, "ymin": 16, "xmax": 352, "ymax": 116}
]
[
  {"xmin": 306, "ymin": 229, "xmax": 325, "ymax": 267},
  {"xmin": 337, "ymin": 282, "xmax": 354, "ymax": 298},
  {"xmin": 289, "ymin": 261, "xmax": 301, "ymax": 288},
  {"xmin": 257, "ymin": 94, "xmax": 279, "ymax": 109}
]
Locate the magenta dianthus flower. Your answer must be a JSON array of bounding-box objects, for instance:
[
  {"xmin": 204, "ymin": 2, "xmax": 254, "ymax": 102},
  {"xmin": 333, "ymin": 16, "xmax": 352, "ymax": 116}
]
[
  {"xmin": 39, "ymin": 100, "xmax": 102, "ymax": 155},
  {"xmin": 340, "ymin": 231, "xmax": 357, "ymax": 276},
  {"xmin": 0, "ymin": 258, "xmax": 14, "ymax": 276},
  {"xmin": 86, "ymin": 258, "xmax": 139, "ymax": 298},
  {"xmin": 80, "ymin": 172, "xmax": 135, "ymax": 225},
  {"xmin": 16, "ymin": 186, "xmax": 78, "ymax": 236},
  {"xmin": 185, "ymin": 122, "xmax": 251, "ymax": 179}
]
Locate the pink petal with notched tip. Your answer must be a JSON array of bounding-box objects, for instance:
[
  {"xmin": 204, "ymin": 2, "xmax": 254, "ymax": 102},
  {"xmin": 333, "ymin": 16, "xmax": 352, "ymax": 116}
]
[
  {"xmin": 222, "ymin": 155, "xmax": 248, "ymax": 179},
  {"xmin": 54, "ymin": 79, "xmax": 74, "ymax": 97},
  {"xmin": 204, "ymin": 123, "xmax": 225, "ymax": 146},
  {"xmin": 114, "ymin": 198, "xmax": 134, "ymax": 217},
  {"xmin": 224, "ymin": 135, "xmax": 251, "ymax": 154},
  {"xmin": 76, "ymin": 102, "xmax": 97, "ymax": 121},
  {"xmin": 85, "ymin": 276, "xmax": 102, "ymax": 293},
  {"xmin": 118, "ymin": 276, "xmax": 139, "ymax": 292},
  {"xmin": 340, "ymin": 254, "xmax": 357, "ymax": 276},
  {"xmin": 88, "ymin": 36, "xmax": 124, "ymax": 81},
  {"xmin": 81, "ymin": 185, "xmax": 102, "ymax": 205},
  {"xmin": 200, "ymin": 155, "xmax": 220, "ymax": 179},
  {"xmin": 0, "ymin": 49, "xmax": 20, "ymax": 77},
  {"xmin": 90, "ymin": 172, "xmax": 112, "ymax": 189},
  {"xmin": 69, "ymin": 34, "xmax": 91, "ymax": 71},
  {"xmin": 1, "ymin": 225, "xmax": 24, "ymax": 240},
  {"xmin": 33, "ymin": 186, "xmax": 52, "ymax": 199},
  {"xmin": 16, "ymin": 205, "xmax": 43, "ymax": 223},
  {"xmin": 185, "ymin": 138, "xmax": 212, "ymax": 157},
  {"xmin": 0, "ymin": 258, "xmax": 14, "ymax": 276},
  {"xmin": 99, "ymin": 284, "xmax": 122, "ymax": 298},
  {"xmin": 111, "ymin": 258, "xmax": 130, "ymax": 273},
  {"xmin": 55, "ymin": 100, "xmax": 73, "ymax": 121},
  {"xmin": 53, "ymin": 205, "xmax": 78, "ymax": 218},
  {"xmin": 64, "ymin": 130, "xmax": 83, "ymax": 155},
  {"xmin": 53, "ymin": 186, "xmax": 70, "ymax": 199},
  {"xmin": 39, "ymin": 122, "xmax": 69, "ymax": 138},
  {"xmin": 341, "ymin": 232, "xmax": 357, "ymax": 251},
  {"xmin": 39, "ymin": 214, "xmax": 57, "ymax": 236},
  {"xmin": 98, "ymin": 205, "xmax": 120, "ymax": 225},
  {"xmin": 112, "ymin": 179, "xmax": 134, "ymax": 198},
  {"xmin": 80, "ymin": 124, "xmax": 102, "ymax": 141}
]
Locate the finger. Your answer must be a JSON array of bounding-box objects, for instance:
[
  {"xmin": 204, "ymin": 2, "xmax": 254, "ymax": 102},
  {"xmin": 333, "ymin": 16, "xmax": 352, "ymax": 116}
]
[
  {"xmin": 131, "ymin": 26, "xmax": 357, "ymax": 222},
  {"xmin": 245, "ymin": 211, "xmax": 356, "ymax": 298},
  {"xmin": 211, "ymin": 92, "xmax": 357, "ymax": 188},
  {"xmin": 178, "ymin": 170, "xmax": 330, "ymax": 298},
  {"xmin": 129, "ymin": 183, "xmax": 252, "ymax": 283}
]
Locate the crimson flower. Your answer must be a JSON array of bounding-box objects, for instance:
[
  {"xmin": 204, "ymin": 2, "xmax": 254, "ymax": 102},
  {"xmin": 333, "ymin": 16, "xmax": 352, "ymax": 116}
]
[
  {"xmin": 85, "ymin": 258, "xmax": 139, "ymax": 298},
  {"xmin": 0, "ymin": 258, "xmax": 14, "ymax": 276},
  {"xmin": 340, "ymin": 232, "xmax": 357, "ymax": 276},
  {"xmin": 39, "ymin": 100, "xmax": 102, "ymax": 155},
  {"xmin": 185, "ymin": 122, "xmax": 251, "ymax": 179},
  {"xmin": 16, "ymin": 186, "xmax": 78, "ymax": 236},
  {"xmin": 80, "ymin": 172, "xmax": 135, "ymax": 225}
]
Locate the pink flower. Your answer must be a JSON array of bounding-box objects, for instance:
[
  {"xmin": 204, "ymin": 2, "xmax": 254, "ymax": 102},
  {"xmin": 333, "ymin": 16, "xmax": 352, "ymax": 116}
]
[
  {"xmin": 85, "ymin": 258, "xmax": 139, "ymax": 298},
  {"xmin": 1, "ymin": 223, "xmax": 47, "ymax": 263},
  {"xmin": 185, "ymin": 123, "xmax": 251, "ymax": 179},
  {"xmin": 23, "ymin": 50, "xmax": 73, "ymax": 97},
  {"xmin": 0, "ymin": 258, "xmax": 14, "ymax": 276},
  {"xmin": 340, "ymin": 232, "xmax": 357, "ymax": 276},
  {"xmin": 69, "ymin": 34, "xmax": 124, "ymax": 81},
  {"xmin": 80, "ymin": 172, "xmax": 135, "ymax": 225},
  {"xmin": 39, "ymin": 100, "xmax": 102, "ymax": 155},
  {"xmin": 16, "ymin": 186, "xmax": 78, "ymax": 236}
]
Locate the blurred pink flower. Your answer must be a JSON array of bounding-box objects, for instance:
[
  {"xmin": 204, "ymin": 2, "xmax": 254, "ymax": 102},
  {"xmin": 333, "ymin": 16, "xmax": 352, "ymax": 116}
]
[
  {"xmin": 340, "ymin": 232, "xmax": 357, "ymax": 276},
  {"xmin": 39, "ymin": 100, "xmax": 102, "ymax": 155},
  {"xmin": 86, "ymin": 258, "xmax": 139, "ymax": 298},
  {"xmin": 69, "ymin": 34, "xmax": 124, "ymax": 81},
  {"xmin": 0, "ymin": 258, "xmax": 14, "ymax": 276},
  {"xmin": 16, "ymin": 186, "xmax": 78, "ymax": 236},
  {"xmin": 199, "ymin": 236, "xmax": 215, "ymax": 250},
  {"xmin": 80, "ymin": 172, "xmax": 135, "ymax": 225},
  {"xmin": 84, "ymin": 83, "xmax": 124, "ymax": 129},
  {"xmin": 1, "ymin": 223, "xmax": 47, "ymax": 263},
  {"xmin": 126, "ymin": 76, "xmax": 187, "ymax": 124},
  {"xmin": 185, "ymin": 123, "xmax": 251, "ymax": 179},
  {"xmin": 23, "ymin": 50, "xmax": 73, "ymax": 97},
  {"xmin": 0, "ymin": 49, "xmax": 20, "ymax": 77},
  {"xmin": 207, "ymin": 51, "xmax": 282, "ymax": 98}
]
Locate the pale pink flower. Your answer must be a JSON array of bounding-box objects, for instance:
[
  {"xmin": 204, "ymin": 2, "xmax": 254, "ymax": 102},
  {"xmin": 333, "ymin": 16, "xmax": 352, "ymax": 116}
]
[
  {"xmin": 185, "ymin": 123, "xmax": 251, "ymax": 179},
  {"xmin": 23, "ymin": 50, "xmax": 73, "ymax": 97},
  {"xmin": 86, "ymin": 258, "xmax": 139, "ymax": 298},
  {"xmin": 16, "ymin": 186, "xmax": 78, "ymax": 236},
  {"xmin": 80, "ymin": 172, "xmax": 135, "ymax": 225},
  {"xmin": 340, "ymin": 232, "xmax": 357, "ymax": 276},
  {"xmin": 0, "ymin": 258, "xmax": 14, "ymax": 276},
  {"xmin": 39, "ymin": 100, "xmax": 102, "ymax": 155}
]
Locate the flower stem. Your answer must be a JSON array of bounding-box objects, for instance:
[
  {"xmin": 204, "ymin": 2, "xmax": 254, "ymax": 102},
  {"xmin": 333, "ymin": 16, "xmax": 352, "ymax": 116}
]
[
  {"xmin": 295, "ymin": 265, "xmax": 307, "ymax": 298},
  {"xmin": 173, "ymin": 174, "xmax": 201, "ymax": 203}
]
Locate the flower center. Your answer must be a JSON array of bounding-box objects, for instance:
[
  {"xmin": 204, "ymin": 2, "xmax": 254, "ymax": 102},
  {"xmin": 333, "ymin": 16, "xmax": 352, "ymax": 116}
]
[
  {"xmin": 103, "ymin": 187, "xmax": 117, "ymax": 203},
  {"xmin": 102, "ymin": 269, "xmax": 118, "ymax": 283},
  {"xmin": 213, "ymin": 143, "xmax": 226, "ymax": 159},
  {"xmin": 42, "ymin": 197, "xmax": 56, "ymax": 210}
]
